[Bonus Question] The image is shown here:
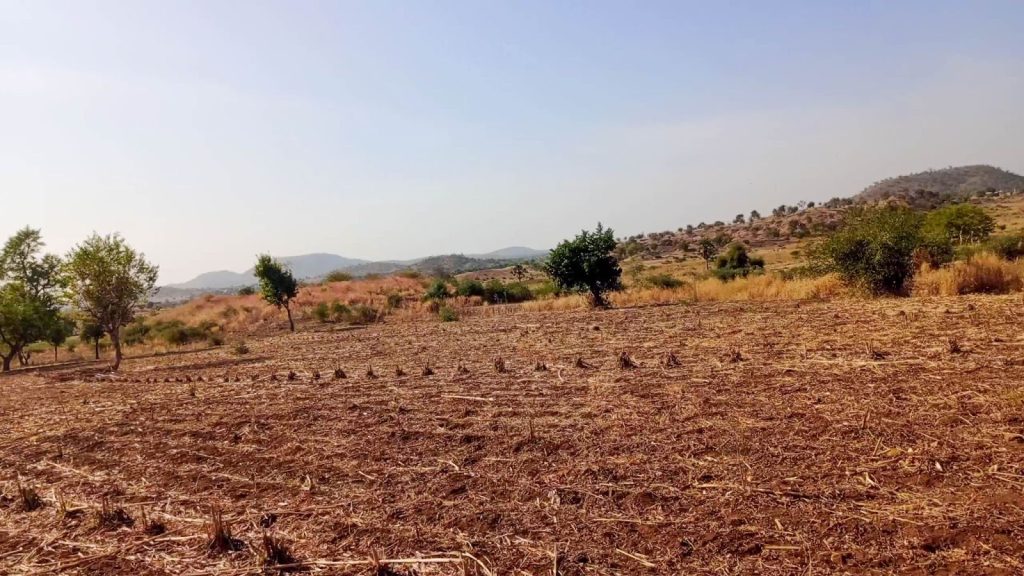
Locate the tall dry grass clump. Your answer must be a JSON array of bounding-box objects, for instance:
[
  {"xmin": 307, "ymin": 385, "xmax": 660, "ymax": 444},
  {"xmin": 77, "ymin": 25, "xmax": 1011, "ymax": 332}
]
[
  {"xmin": 914, "ymin": 252, "xmax": 1024, "ymax": 296},
  {"xmin": 692, "ymin": 273, "xmax": 845, "ymax": 301}
]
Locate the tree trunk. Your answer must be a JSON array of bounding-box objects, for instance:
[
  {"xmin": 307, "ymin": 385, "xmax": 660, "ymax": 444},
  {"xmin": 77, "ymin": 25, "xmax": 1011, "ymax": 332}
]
[
  {"xmin": 54, "ymin": 346, "xmax": 58, "ymax": 363},
  {"xmin": 1, "ymin": 348, "xmax": 16, "ymax": 372},
  {"xmin": 94, "ymin": 339, "xmax": 100, "ymax": 360},
  {"xmin": 111, "ymin": 329, "xmax": 123, "ymax": 371},
  {"xmin": 286, "ymin": 306, "xmax": 295, "ymax": 332}
]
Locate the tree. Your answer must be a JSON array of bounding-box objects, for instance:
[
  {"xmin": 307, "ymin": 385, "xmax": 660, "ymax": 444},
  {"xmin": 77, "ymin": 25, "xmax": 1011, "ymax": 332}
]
[
  {"xmin": 811, "ymin": 206, "xmax": 922, "ymax": 295},
  {"xmin": 510, "ymin": 263, "xmax": 528, "ymax": 282},
  {"xmin": 733, "ymin": 214, "xmax": 745, "ymax": 224},
  {"xmin": 253, "ymin": 254, "xmax": 298, "ymax": 332},
  {"xmin": 44, "ymin": 314, "xmax": 75, "ymax": 363},
  {"xmin": 750, "ymin": 210, "xmax": 761, "ymax": 221},
  {"xmin": 65, "ymin": 234, "xmax": 158, "ymax": 370},
  {"xmin": 544, "ymin": 223, "xmax": 622, "ymax": 307},
  {"xmin": 81, "ymin": 322, "xmax": 105, "ymax": 360},
  {"xmin": 697, "ymin": 239, "xmax": 719, "ymax": 270},
  {"xmin": 0, "ymin": 228, "xmax": 64, "ymax": 372},
  {"xmin": 923, "ymin": 204, "xmax": 995, "ymax": 245}
]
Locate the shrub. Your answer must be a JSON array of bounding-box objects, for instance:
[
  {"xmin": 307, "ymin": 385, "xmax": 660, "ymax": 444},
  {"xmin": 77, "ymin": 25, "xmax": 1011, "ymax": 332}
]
[
  {"xmin": 481, "ymin": 279, "xmax": 533, "ymax": 303},
  {"xmin": 456, "ymin": 279, "xmax": 486, "ymax": 298},
  {"xmin": 914, "ymin": 252, "xmax": 1024, "ymax": 295},
  {"xmin": 237, "ymin": 286, "xmax": 256, "ymax": 296},
  {"xmin": 386, "ymin": 293, "xmax": 403, "ymax": 309},
  {"xmin": 347, "ymin": 304, "xmax": 378, "ymax": 325},
  {"xmin": 232, "ymin": 341, "xmax": 251, "ymax": 355},
  {"xmin": 324, "ymin": 270, "xmax": 353, "ymax": 283},
  {"xmin": 986, "ymin": 234, "xmax": 1024, "ymax": 260},
  {"xmin": 713, "ymin": 243, "xmax": 765, "ymax": 281},
  {"xmin": 811, "ymin": 206, "xmax": 922, "ymax": 295},
  {"xmin": 208, "ymin": 333, "xmax": 225, "ymax": 346},
  {"xmin": 531, "ymin": 280, "xmax": 560, "ymax": 298},
  {"xmin": 438, "ymin": 305, "xmax": 459, "ymax": 322},
  {"xmin": 123, "ymin": 319, "xmax": 151, "ymax": 346},
  {"xmin": 312, "ymin": 302, "xmax": 331, "ymax": 322},
  {"xmin": 644, "ymin": 273, "xmax": 684, "ymax": 289},
  {"xmin": 424, "ymin": 279, "xmax": 451, "ymax": 301},
  {"xmin": 330, "ymin": 301, "xmax": 350, "ymax": 322},
  {"xmin": 397, "ymin": 270, "xmax": 423, "ymax": 279}
]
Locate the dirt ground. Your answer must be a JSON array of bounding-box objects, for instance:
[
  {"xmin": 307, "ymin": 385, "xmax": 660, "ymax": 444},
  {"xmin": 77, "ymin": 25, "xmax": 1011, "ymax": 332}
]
[{"xmin": 2, "ymin": 296, "xmax": 1023, "ymax": 575}]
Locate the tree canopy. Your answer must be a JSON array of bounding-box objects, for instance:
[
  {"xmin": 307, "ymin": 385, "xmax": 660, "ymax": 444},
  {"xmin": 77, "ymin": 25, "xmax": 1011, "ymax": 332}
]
[
  {"xmin": 254, "ymin": 254, "xmax": 299, "ymax": 331},
  {"xmin": 65, "ymin": 233, "xmax": 158, "ymax": 370},
  {"xmin": 543, "ymin": 223, "xmax": 622, "ymax": 307},
  {"xmin": 0, "ymin": 228, "xmax": 65, "ymax": 371}
]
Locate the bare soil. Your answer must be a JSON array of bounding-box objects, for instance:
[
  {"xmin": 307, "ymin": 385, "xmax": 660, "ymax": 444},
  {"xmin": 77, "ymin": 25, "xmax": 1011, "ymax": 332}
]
[{"xmin": 2, "ymin": 296, "xmax": 1024, "ymax": 575}]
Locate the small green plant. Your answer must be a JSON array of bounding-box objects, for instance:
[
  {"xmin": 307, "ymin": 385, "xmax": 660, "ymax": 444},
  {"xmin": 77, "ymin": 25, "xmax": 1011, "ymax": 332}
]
[{"xmin": 438, "ymin": 305, "xmax": 459, "ymax": 322}]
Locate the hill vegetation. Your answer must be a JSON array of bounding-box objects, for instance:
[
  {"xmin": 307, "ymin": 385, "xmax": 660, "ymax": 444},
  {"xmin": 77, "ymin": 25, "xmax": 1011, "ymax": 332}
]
[{"xmin": 857, "ymin": 164, "xmax": 1024, "ymax": 204}]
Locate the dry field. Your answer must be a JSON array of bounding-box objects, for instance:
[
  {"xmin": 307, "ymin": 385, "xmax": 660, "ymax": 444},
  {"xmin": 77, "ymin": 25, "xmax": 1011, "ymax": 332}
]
[{"xmin": 2, "ymin": 297, "xmax": 1024, "ymax": 575}]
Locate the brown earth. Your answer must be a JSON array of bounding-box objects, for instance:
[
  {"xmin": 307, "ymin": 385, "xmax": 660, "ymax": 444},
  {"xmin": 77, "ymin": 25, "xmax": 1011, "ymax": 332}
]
[{"xmin": 2, "ymin": 296, "xmax": 1024, "ymax": 575}]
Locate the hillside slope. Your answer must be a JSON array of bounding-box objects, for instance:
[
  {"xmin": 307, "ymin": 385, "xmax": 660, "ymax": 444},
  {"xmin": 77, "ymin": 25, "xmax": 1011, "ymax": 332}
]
[{"xmin": 858, "ymin": 165, "xmax": 1024, "ymax": 203}]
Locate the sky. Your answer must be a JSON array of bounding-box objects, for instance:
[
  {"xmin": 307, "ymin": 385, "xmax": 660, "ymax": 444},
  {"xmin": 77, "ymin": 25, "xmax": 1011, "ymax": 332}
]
[{"xmin": 2, "ymin": 1, "xmax": 1023, "ymax": 284}]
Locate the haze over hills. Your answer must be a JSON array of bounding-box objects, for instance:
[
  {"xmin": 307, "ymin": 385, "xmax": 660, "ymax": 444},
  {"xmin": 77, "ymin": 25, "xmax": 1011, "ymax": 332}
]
[
  {"xmin": 857, "ymin": 165, "xmax": 1024, "ymax": 203},
  {"xmin": 165, "ymin": 247, "xmax": 548, "ymax": 292}
]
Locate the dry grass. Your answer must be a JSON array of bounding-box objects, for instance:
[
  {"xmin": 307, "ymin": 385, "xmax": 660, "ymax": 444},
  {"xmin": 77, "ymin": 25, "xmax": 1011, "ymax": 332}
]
[{"xmin": 914, "ymin": 252, "xmax": 1024, "ymax": 296}]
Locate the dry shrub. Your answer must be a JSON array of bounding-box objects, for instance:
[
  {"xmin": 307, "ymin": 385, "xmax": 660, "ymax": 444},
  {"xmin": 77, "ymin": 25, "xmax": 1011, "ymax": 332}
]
[
  {"xmin": 692, "ymin": 273, "xmax": 845, "ymax": 302},
  {"xmin": 913, "ymin": 253, "xmax": 1024, "ymax": 296}
]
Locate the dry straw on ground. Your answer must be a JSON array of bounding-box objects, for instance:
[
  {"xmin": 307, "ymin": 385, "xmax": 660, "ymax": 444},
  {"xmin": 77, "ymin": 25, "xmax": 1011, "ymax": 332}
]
[{"xmin": 2, "ymin": 296, "xmax": 1024, "ymax": 574}]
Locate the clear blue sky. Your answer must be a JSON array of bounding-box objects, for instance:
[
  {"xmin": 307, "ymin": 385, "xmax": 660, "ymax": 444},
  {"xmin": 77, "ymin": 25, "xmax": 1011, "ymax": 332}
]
[{"xmin": 3, "ymin": 1, "xmax": 1023, "ymax": 283}]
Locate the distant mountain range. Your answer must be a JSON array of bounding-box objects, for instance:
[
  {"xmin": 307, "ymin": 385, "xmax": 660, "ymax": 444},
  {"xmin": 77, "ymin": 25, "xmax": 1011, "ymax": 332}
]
[{"xmin": 160, "ymin": 246, "xmax": 548, "ymax": 296}]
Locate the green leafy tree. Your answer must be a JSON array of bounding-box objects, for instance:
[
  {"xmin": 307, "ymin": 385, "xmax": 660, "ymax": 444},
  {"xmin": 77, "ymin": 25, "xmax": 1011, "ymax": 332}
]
[
  {"xmin": 81, "ymin": 322, "xmax": 105, "ymax": 360},
  {"xmin": 424, "ymin": 279, "xmax": 451, "ymax": 300},
  {"xmin": 811, "ymin": 206, "xmax": 922, "ymax": 295},
  {"xmin": 253, "ymin": 254, "xmax": 299, "ymax": 332},
  {"xmin": 697, "ymin": 239, "xmax": 719, "ymax": 270},
  {"xmin": 65, "ymin": 234, "xmax": 159, "ymax": 370},
  {"xmin": 543, "ymin": 223, "xmax": 622, "ymax": 307},
  {"xmin": 44, "ymin": 314, "xmax": 75, "ymax": 363},
  {"xmin": 923, "ymin": 204, "xmax": 995, "ymax": 245},
  {"xmin": 0, "ymin": 228, "xmax": 65, "ymax": 372}
]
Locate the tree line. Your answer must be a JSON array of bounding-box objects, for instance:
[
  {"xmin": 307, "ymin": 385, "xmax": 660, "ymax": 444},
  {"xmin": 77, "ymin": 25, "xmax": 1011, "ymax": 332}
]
[{"xmin": 0, "ymin": 228, "xmax": 157, "ymax": 371}]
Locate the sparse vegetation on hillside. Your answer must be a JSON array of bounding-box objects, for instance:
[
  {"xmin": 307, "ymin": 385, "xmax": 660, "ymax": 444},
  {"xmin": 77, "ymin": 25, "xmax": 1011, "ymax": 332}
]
[{"xmin": 858, "ymin": 165, "xmax": 1024, "ymax": 203}]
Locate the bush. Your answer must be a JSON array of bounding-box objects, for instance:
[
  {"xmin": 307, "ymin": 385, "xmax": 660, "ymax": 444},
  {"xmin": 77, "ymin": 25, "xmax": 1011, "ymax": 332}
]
[
  {"xmin": 986, "ymin": 234, "xmax": 1024, "ymax": 260},
  {"xmin": 312, "ymin": 302, "xmax": 331, "ymax": 322},
  {"xmin": 456, "ymin": 279, "xmax": 486, "ymax": 298},
  {"xmin": 237, "ymin": 286, "xmax": 256, "ymax": 296},
  {"xmin": 232, "ymin": 341, "xmax": 250, "ymax": 355},
  {"xmin": 713, "ymin": 244, "xmax": 765, "ymax": 281},
  {"xmin": 914, "ymin": 253, "xmax": 1024, "ymax": 295},
  {"xmin": 811, "ymin": 206, "xmax": 922, "ymax": 295},
  {"xmin": 438, "ymin": 305, "xmax": 459, "ymax": 322},
  {"xmin": 330, "ymin": 301, "xmax": 350, "ymax": 322},
  {"xmin": 644, "ymin": 273, "xmax": 684, "ymax": 289},
  {"xmin": 386, "ymin": 293, "xmax": 403, "ymax": 309},
  {"xmin": 123, "ymin": 319, "xmax": 151, "ymax": 346},
  {"xmin": 424, "ymin": 279, "xmax": 451, "ymax": 301},
  {"xmin": 347, "ymin": 304, "xmax": 378, "ymax": 325},
  {"xmin": 324, "ymin": 270, "xmax": 353, "ymax": 283},
  {"xmin": 531, "ymin": 280, "xmax": 560, "ymax": 298}
]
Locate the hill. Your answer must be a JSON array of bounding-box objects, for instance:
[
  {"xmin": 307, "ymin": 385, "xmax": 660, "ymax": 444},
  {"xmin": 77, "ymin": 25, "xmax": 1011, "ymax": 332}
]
[
  {"xmin": 166, "ymin": 248, "xmax": 546, "ymax": 291},
  {"xmin": 858, "ymin": 165, "xmax": 1024, "ymax": 205}
]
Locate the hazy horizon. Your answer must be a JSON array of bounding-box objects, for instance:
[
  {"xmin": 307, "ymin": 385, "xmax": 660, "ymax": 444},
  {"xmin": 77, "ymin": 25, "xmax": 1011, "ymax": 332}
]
[{"xmin": 5, "ymin": 1, "xmax": 1023, "ymax": 283}]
